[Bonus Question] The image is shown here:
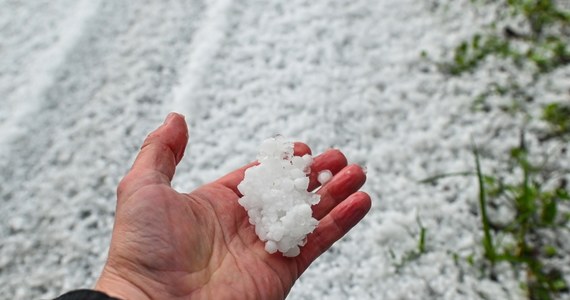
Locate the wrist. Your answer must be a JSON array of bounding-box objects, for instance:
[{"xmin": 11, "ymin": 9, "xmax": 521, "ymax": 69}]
[{"xmin": 95, "ymin": 266, "xmax": 153, "ymax": 300}]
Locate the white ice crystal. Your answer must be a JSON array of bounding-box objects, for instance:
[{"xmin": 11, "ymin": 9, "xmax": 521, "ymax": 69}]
[{"xmin": 237, "ymin": 136, "xmax": 320, "ymax": 257}]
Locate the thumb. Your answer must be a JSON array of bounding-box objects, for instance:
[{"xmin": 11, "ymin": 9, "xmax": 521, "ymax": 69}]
[{"xmin": 117, "ymin": 113, "xmax": 189, "ymax": 201}]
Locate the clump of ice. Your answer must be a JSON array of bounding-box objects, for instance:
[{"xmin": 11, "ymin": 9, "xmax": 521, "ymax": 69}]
[
  {"xmin": 317, "ymin": 170, "xmax": 332, "ymax": 185},
  {"xmin": 237, "ymin": 136, "xmax": 320, "ymax": 257}
]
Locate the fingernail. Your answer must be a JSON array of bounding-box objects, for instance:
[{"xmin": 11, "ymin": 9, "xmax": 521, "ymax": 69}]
[
  {"xmin": 327, "ymin": 165, "xmax": 366, "ymax": 200},
  {"xmin": 338, "ymin": 195, "xmax": 370, "ymax": 229},
  {"xmin": 164, "ymin": 112, "xmax": 177, "ymax": 125}
]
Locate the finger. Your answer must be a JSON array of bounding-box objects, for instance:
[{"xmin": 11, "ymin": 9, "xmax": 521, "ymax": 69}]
[
  {"xmin": 312, "ymin": 164, "xmax": 367, "ymax": 220},
  {"xmin": 294, "ymin": 142, "xmax": 312, "ymax": 156},
  {"xmin": 214, "ymin": 142, "xmax": 311, "ymax": 196},
  {"xmin": 117, "ymin": 113, "xmax": 188, "ymax": 201},
  {"xmin": 307, "ymin": 149, "xmax": 348, "ymax": 192},
  {"xmin": 296, "ymin": 191, "xmax": 371, "ymax": 274}
]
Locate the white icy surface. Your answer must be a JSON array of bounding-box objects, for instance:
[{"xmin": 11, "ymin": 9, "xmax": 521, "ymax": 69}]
[{"xmin": 1, "ymin": 0, "xmax": 569, "ymax": 299}]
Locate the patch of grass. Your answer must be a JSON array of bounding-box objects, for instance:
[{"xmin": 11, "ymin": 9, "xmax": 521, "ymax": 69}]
[
  {"xmin": 443, "ymin": 34, "xmax": 515, "ymax": 75},
  {"xmin": 470, "ymin": 81, "xmax": 535, "ymax": 115},
  {"xmin": 541, "ymin": 102, "xmax": 570, "ymax": 140},
  {"xmin": 471, "ymin": 135, "xmax": 569, "ymax": 299},
  {"xmin": 390, "ymin": 217, "xmax": 428, "ymax": 272},
  {"xmin": 424, "ymin": 1, "xmax": 569, "ymax": 298},
  {"xmin": 435, "ymin": 0, "xmax": 569, "ymax": 142},
  {"xmin": 441, "ymin": 0, "xmax": 570, "ymax": 76},
  {"xmin": 421, "ymin": 139, "xmax": 569, "ymax": 298}
]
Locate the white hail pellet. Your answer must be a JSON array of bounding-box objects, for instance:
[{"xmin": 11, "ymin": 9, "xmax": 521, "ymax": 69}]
[
  {"xmin": 237, "ymin": 136, "xmax": 320, "ymax": 257},
  {"xmin": 317, "ymin": 170, "xmax": 332, "ymax": 185}
]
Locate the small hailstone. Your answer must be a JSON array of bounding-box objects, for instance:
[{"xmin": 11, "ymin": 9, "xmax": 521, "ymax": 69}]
[
  {"xmin": 317, "ymin": 170, "xmax": 333, "ymax": 185},
  {"xmin": 283, "ymin": 246, "xmax": 300, "ymax": 257},
  {"xmin": 302, "ymin": 154, "xmax": 313, "ymax": 165},
  {"xmin": 294, "ymin": 177, "xmax": 309, "ymax": 191},
  {"xmin": 237, "ymin": 136, "xmax": 320, "ymax": 257},
  {"xmin": 265, "ymin": 240, "xmax": 278, "ymax": 254}
]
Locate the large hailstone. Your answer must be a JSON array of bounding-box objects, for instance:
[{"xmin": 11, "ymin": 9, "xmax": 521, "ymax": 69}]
[{"xmin": 237, "ymin": 136, "xmax": 320, "ymax": 257}]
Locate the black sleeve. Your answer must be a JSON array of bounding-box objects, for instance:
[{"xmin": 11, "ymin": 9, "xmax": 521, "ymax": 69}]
[{"xmin": 54, "ymin": 289, "xmax": 122, "ymax": 300}]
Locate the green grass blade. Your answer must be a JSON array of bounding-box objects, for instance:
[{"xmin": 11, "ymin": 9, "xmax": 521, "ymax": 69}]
[
  {"xmin": 473, "ymin": 144, "xmax": 497, "ymax": 262},
  {"xmin": 418, "ymin": 171, "xmax": 474, "ymax": 184}
]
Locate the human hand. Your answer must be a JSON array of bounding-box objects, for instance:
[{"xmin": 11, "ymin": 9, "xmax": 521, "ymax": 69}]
[{"xmin": 95, "ymin": 113, "xmax": 371, "ymax": 300}]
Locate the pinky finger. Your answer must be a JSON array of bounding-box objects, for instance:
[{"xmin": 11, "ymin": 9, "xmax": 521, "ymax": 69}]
[{"xmin": 296, "ymin": 191, "xmax": 372, "ymax": 274}]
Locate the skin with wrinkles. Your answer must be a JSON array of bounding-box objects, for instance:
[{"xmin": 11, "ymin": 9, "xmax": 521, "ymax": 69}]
[{"xmin": 95, "ymin": 113, "xmax": 371, "ymax": 300}]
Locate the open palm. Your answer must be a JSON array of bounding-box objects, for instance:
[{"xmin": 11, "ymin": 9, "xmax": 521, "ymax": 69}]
[{"xmin": 95, "ymin": 113, "xmax": 370, "ymax": 300}]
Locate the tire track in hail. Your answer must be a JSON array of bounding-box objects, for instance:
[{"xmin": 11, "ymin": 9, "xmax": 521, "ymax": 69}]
[{"xmin": 1, "ymin": 1, "xmax": 206, "ymax": 298}]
